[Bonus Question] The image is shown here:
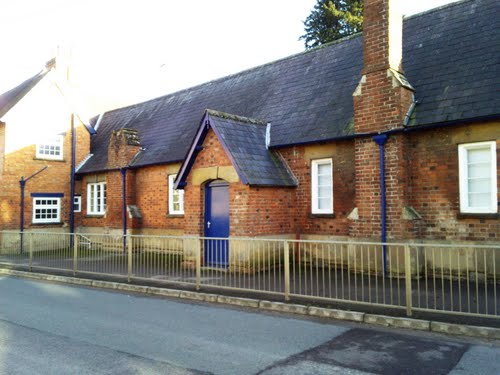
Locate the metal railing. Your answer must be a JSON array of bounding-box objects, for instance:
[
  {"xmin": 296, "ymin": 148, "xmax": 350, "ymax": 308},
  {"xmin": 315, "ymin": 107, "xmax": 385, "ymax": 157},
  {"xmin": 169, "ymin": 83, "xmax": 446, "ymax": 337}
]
[{"xmin": 0, "ymin": 230, "xmax": 498, "ymax": 318}]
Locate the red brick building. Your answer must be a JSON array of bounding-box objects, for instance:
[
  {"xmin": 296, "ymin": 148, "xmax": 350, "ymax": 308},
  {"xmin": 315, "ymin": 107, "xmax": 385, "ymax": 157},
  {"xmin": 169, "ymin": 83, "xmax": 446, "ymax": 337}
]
[{"xmin": 1, "ymin": 0, "xmax": 498, "ymax": 262}]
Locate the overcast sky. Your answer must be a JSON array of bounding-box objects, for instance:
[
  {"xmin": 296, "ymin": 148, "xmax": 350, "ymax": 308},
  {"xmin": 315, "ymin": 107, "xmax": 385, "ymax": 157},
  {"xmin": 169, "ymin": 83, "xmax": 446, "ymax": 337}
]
[{"xmin": 1, "ymin": 0, "xmax": 459, "ymax": 116}]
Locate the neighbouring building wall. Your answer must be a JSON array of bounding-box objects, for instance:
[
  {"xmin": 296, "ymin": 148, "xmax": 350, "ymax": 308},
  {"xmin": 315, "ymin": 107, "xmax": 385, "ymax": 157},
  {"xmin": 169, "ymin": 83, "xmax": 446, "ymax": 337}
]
[
  {"xmin": 0, "ymin": 123, "xmax": 89, "ymax": 231},
  {"xmin": 409, "ymin": 121, "xmax": 499, "ymax": 242}
]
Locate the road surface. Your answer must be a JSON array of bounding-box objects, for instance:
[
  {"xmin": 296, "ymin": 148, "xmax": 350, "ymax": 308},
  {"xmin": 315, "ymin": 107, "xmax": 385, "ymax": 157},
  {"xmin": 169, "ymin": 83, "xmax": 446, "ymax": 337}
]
[{"xmin": 0, "ymin": 276, "xmax": 498, "ymax": 374}]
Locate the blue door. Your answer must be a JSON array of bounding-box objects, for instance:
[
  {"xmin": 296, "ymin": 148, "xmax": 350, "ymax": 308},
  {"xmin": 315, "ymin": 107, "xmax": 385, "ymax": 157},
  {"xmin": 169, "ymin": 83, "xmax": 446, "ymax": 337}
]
[{"xmin": 204, "ymin": 180, "xmax": 229, "ymax": 267}]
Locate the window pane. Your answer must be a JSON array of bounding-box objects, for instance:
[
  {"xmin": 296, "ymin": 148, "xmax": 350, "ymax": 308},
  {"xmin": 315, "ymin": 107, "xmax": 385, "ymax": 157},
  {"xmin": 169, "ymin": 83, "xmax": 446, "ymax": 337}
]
[
  {"xmin": 318, "ymin": 163, "xmax": 331, "ymax": 175},
  {"xmin": 318, "ymin": 197, "xmax": 330, "ymax": 209},
  {"xmin": 318, "ymin": 186, "xmax": 332, "ymax": 199},
  {"xmin": 468, "ymin": 148, "xmax": 490, "ymax": 163},
  {"xmin": 318, "ymin": 174, "xmax": 331, "ymax": 187},
  {"xmin": 468, "ymin": 162, "xmax": 490, "ymax": 178},
  {"xmin": 469, "ymin": 193, "xmax": 490, "ymax": 207},
  {"xmin": 468, "ymin": 178, "xmax": 491, "ymax": 194}
]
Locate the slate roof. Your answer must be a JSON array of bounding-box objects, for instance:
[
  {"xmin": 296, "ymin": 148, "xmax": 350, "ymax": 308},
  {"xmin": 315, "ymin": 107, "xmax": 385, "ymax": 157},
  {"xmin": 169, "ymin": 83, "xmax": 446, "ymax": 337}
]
[
  {"xmin": 78, "ymin": 0, "xmax": 499, "ymax": 175},
  {"xmin": 176, "ymin": 110, "xmax": 297, "ymax": 187},
  {"xmin": 404, "ymin": 0, "xmax": 499, "ymax": 126},
  {"xmin": 0, "ymin": 59, "xmax": 55, "ymax": 119},
  {"xmin": 78, "ymin": 34, "xmax": 362, "ymax": 174}
]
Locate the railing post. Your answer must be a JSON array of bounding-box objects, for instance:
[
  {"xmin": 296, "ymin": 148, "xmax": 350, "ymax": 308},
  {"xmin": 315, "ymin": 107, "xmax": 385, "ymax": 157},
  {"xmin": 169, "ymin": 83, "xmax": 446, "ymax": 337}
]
[
  {"xmin": 404, "ymin": 244, "xmax": 413, "ymax": 316},
  {"xmin": 284, "ymin": 240, "xmax": 290, "ymax": 301},
  {"xmin": 73, "ymin": 234, "xmax": 79, "ymax": 276},
  {"xmin": 127, "ymin": 234, "xmax": 132, "ymax": 282},
  {"xmin": 29, "ymin": 233, "xmax": 33, "ymax": 271},
  {"xmin": 195, "ymin": 238, "xmax": 201, "ymax": 291}
]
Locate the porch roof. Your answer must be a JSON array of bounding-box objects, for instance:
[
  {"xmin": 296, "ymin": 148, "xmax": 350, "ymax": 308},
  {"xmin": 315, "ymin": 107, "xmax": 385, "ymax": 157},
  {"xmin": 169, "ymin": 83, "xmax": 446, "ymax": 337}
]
[{"xmin": 175, "ymin": 110, "xmax": 297, "ymax": 188}]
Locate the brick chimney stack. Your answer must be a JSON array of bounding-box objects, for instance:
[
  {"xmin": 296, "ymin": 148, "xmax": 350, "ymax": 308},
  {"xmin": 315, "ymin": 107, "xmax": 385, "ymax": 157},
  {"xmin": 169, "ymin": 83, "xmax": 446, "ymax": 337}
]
[
  {"xmin": 363, "ymin": 0, "xmax": 403, "ymax": 74},
  {"xmin": 354, "ymin": 0, "xmax": 414, "ymax": 134},
  {"xmin": 107, "ymin": 128, "xmax": 141, "ymax": 169},
  {"xmin": 351, "ymin": 0, "xmax": 417, "ymax": 240}
]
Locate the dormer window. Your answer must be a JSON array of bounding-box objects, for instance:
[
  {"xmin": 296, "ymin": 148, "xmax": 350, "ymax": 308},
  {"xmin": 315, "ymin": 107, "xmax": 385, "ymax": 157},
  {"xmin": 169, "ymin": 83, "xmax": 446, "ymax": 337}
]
[{"xmin": 36, "ymin": 135, "xmax": 63, "ymax": 160}]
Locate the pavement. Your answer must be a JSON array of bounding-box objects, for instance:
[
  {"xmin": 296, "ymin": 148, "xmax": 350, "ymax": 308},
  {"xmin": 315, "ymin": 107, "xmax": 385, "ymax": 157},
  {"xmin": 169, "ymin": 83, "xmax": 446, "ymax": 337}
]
[{"xmin": 0, "ymin": 275, "xmax": 499, "ymax": 375}]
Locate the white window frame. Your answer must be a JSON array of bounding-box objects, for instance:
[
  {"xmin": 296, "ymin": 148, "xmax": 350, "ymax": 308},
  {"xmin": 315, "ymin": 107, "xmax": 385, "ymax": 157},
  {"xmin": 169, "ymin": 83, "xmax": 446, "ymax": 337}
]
[
  {"xmin": 87, "ymin": 182, "xmax": 106, "ymax": 215},
  {"xmin": 168, "ymin": 174, "xmax": 184, "ymax": 215},
  {"xmin": 32, "ymin": 197, "xmax": 61, "ymax": 224},
  {"xmin": 73, "ymin": 195, "xmax": 81, "ymax": 213},
  {"xmin": 311, "ymin": 158, "xmax": 333, "ymax": 214},
  {"xmin": 36, "ymin": 135, "xmax": 64, "ymax": 160},
  {"xmin": 458, "ymin": 141, "xmax": 497, "ymax": 214}
]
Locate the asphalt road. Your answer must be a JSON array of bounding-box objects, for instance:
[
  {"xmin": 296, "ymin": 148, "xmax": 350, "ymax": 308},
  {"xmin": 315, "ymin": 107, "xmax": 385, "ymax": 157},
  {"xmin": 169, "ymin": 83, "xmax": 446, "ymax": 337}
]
[{"xmin": 0, "ymin": 276, "xmax": 498, "ymax": 375}]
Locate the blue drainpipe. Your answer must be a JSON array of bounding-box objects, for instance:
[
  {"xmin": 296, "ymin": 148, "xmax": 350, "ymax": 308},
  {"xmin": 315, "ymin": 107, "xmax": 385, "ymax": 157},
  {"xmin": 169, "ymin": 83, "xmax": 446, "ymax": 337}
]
[
  {"xmin": 19, "ymin": 178, "xmax": 26, "ymax": 253},
  {"xmin": 69, "ymin": 114, "xmax": 76, "ymax": 246},
  {"xmin": 372, "ymin": 134, "xmax": 388, "ymax": 276},
  {"xmin": 121, "ymin": 168, "xmax": 127, "ymax": 253}
]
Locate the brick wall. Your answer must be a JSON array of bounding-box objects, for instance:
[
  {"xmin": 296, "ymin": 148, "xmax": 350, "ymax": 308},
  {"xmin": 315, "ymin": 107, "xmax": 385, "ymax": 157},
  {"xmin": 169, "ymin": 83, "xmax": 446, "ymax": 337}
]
[
  {"xmin": 280, "ymin": 141, "xmax": 355, "ymax": 237},
  {"xmin": 134, "ymin": 164, "xmax": 183, "ymax": 232},
  {"xmin": 80, "ymin": 172, "xmax": 117, "ymax": 230},
  {"xmin": 408, "ymin": 122, "xmax": 499, "ymax": 242}
]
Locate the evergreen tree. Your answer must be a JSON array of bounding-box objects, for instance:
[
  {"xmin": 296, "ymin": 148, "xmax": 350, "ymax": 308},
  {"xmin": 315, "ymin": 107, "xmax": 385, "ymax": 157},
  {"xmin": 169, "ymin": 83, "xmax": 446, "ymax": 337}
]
[{"xmin": 300, "ymin": 0, "xmax": 363, "ymax": 49}]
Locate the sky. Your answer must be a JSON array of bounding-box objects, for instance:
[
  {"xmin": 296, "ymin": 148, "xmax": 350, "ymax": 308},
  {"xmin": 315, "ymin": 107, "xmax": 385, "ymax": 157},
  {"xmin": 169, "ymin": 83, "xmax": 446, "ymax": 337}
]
[{"xmin": 1, "ymin": 0, "xmax": 460, "ymax": 118}]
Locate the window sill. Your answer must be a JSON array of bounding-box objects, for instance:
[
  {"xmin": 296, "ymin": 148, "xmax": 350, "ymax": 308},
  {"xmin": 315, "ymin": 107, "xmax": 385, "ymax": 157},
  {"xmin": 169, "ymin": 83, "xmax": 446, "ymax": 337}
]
[
  {"xmin": 166, "ymin": 214, "xmax": 184, "ymax": 218},
  {"xmin": 34, "ymin": 157, "xmax": 65, "ymax": 162},
  {"xmin": 85, "ymin": 214, "xmax": 105, "ymax": 218},
  {"xmin": 309, "ymin": 213, "xmax": 336, "ymax": 218},
  {"xmin": 457, "ymin": 213, "xmax": 499, "ymax": 220},
  {"xmin": 31, "ymin": 222, "xmax": 64, "ymax": 226}
]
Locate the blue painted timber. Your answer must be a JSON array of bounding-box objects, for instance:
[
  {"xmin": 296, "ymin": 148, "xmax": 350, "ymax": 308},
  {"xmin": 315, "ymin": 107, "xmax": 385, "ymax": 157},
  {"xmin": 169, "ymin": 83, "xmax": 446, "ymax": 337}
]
[{"xmin": 204, "ymin": 180, "xmax": 229, "ymax": 267}]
